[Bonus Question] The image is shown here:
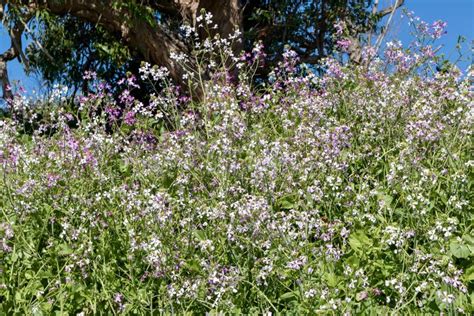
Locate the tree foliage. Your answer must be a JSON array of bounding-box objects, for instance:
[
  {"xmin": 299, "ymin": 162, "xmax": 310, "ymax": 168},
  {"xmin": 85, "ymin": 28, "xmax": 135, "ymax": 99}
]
[
  {"xmin": 243, "ymin": 0, "xmax": 376, "ymax": 64},
  {"xmin": 0, "ymin": 0, "xmax": 405, "ymax": 98},
  {"xmin": 27, "ymin": 15, "xmax": 133, "ymax": 95}
]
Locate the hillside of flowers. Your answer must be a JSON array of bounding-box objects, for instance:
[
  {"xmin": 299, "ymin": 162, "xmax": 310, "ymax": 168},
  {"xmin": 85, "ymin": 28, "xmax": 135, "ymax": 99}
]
[{"xmin": 1, "ymin": 15, "xmax": 473, "ymax": 314}]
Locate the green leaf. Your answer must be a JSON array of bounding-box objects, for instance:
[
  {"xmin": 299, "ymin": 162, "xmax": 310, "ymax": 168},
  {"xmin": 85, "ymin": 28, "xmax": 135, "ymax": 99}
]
[
  {"xmin": 276, "ymin": 195, "xmax": 297, "ymax": 210},
  {"xmin": 11, "ymin": 252, "xmax": 18, "ymax": 263},
  {"xmin": 280, "ymin": 200, "xmax": 294, "ymax": 210},
  {"xmin": 58, "ymin": 243, "xmax": 74, "ymax": 256},
  {"xmin": 137, "ymin": 288, "xmax": 148, "ymax": 304},
  {"xmin": 463, "ymin": 265, "xmax": 474, "ymax": 282},
  {"xmin": 344, "ymin": 255, "xmax": 360, "ymax": 267},
  {"xmin": 463, "ymin": 234, "xmax": 474, "ymax": 246},
  {"xmin": 193, "ymin": 230, "xmax": 206, "ymax": 241},
  {"xmin": 349, "ymin": 230, "xmax": 372, "ymax": 252},
  {"xmin": 324, "ymin": 272, "xmax": 339, "ymax": 287},
  {"xmin": 15, "ymin": 291, "xmax": 23, "ymax": 302},
  {"xmin": 449, "ymin": 241, "xmax": 471, "ymax": 259},
  {"xmin": 184, "ymin": 259, "xmax": 201, "ymax": 274},
  {"xmin": 280, "ymin": 291, "xmax": 297, "ymax": 302}
]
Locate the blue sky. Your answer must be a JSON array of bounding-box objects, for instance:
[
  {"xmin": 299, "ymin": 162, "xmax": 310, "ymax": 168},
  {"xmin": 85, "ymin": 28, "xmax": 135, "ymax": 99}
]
[{"xmin": 0, "ymin": 0, "xmax": 473, "ymax": 94}]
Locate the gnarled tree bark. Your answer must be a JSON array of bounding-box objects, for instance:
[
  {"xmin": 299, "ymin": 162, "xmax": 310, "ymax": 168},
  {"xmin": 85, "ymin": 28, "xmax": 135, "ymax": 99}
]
[{"xmin": 1, "ymin": 0, "xmax": 33, "ymax": 100}]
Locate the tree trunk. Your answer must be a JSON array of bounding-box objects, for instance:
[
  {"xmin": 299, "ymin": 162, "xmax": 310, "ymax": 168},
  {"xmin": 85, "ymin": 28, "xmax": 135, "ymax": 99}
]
[{"xmin": 0, "ymin": 59, "xmax": 13, "ymax": 101}]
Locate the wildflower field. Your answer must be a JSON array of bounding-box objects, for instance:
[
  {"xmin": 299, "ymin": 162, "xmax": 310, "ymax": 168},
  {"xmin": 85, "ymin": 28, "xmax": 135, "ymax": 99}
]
[{"xmin": 0, "ymin": 16, "xmax": 473, "ymax": 315}]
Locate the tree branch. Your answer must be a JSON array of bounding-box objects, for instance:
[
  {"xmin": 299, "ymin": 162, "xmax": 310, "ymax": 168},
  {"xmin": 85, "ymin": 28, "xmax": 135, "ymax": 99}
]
[
  {"xmin": 377, "ymin": 0, "xmax": 405, "ymax": 18},
  {"xmin": 374, "ymin": 0, "xmax": 404, "ymax": 53},
  {"xmin": 0, "ymin": 2, "xmax": 35, "ymax": 100}
]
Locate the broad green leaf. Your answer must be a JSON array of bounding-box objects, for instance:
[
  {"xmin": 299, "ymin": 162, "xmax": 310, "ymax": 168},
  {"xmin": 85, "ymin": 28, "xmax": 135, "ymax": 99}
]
[
  {"xmin": 58, "ymin": 243, "xmax": 74, "ymax": 256},
  {"xmin": 349, "ymin": 230, "xmax": 372, "ymax": 252},
  {"xmin": 193, "ymin": 230, "xmax": 206, "ymax": 241},
  {"xmin": 277, "ymin": 195, "xmax": 297, "ymax": 210},
  {"xmin": 324, "ymin": 272, "xmax": 339, "ymax": 287},
  {"xmin": 463, "ymin": 234, "xmax": 474, "ymax": 246},
  {"xmin": 449, "ymin": 241, "xmax": 471, "ymax": 259},
  {"xmin": 345, "ymin": 255, "xmax": 360, "ymax": 267},
  {"xmin": 280, "ymin": 200, "xmax": 295, "ymax": 210},
  {"xmin": 463, "ymin": 265, "xmax": 474, "ymax": 282}
]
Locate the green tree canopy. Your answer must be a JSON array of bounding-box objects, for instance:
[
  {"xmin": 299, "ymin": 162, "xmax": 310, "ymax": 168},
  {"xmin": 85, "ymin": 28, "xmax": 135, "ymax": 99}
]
[{"xmin": 0, "ymin": 0, "xmax": 405, "ymax": 99}]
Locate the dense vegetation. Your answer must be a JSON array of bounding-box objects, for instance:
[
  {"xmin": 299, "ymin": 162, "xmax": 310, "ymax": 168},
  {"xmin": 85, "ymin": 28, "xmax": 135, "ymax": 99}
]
[
  {"xmin": 0, "ymin": 14, "xmax": 473, "ymax": 314},
  {"xmin": 2, "ymin": 0, "xmax": 404, "ymax": 99}
]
